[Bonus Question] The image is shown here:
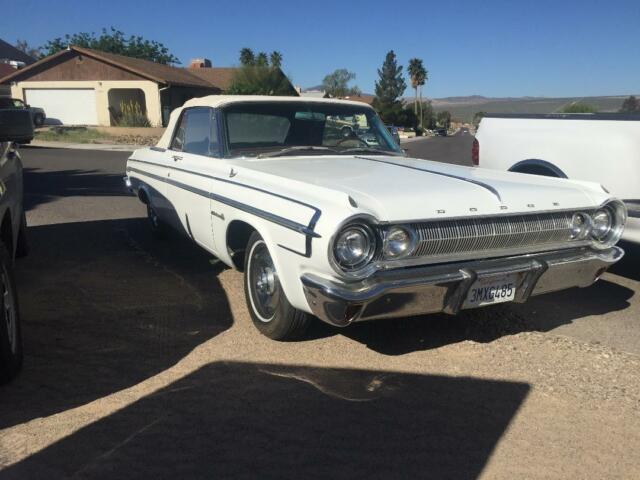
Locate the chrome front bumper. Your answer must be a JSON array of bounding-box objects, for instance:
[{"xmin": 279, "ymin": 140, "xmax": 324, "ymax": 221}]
[{"xmin": 301, "ymin": 247, "xmax": 624, "ymax": 327}]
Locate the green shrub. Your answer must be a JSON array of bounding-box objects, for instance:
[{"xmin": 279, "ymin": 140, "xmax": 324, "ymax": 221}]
[
  {"xmin": 560, "ymin": 102, "xmax": 596, "ymax": 114},
  {"xmin": 118, "ymin": 100, "xmax": 151, "ymax": 127}
]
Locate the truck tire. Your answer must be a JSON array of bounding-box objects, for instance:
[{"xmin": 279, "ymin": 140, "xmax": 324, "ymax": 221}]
[
  {"xmin": 33, "ymin": 113, "xmax": 45, "ymax": 127},
  {"xmin": 0, "ymin": 241, "xmax": 23, "ymax": 384},
  {"xmin": 243, "ymin": 231, "xmax": 311, "ymax": 340},
  {"xmin": 15, "ymin": 211, "xmax": 29, "ymax": 258}
]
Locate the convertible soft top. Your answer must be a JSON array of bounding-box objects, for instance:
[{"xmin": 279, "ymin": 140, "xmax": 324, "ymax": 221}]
[{"xmin": 156, "ymin": 95, "xmax": 374, "ymax": 149}]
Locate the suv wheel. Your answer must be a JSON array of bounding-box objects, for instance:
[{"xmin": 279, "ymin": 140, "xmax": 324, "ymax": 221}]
[
  {"xmin": 0, "ymin": 241, "xmax": 22, "ymax": 384},
  {"xmin": 33, "ymin": 113, "xmax": 45, "ymax": 127},
  {"xmin": 16, "ymin": 211, "xmax": 29, "ymax": 258}
]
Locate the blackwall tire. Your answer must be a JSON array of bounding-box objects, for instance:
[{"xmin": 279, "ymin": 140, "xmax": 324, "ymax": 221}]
[
  {"xmin": 0, "ymin": 242, "xmax": 23, "ymax": 385},
  {"xmin": 243, "ymin": 231, "xmax": 310, "ymax": 340},
  {"xmin": 147, "ymin": 203, "xmax": 167, "ymax": 239},
  {"xmin": 16, "ymin": 211, "xmax": 29, "ymax": 258}
]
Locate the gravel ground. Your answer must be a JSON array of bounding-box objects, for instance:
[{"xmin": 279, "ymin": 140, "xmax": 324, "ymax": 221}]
[{"xmin": 0, "ymin": 146, "xmax": 638, "ymax": 479}]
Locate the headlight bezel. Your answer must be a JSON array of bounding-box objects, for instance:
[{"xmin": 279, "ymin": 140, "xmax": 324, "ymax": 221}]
[
  {"xmin": 329, "ymin": 217, "xmax": 378, "ymax": 277},
  {"xmin": 382, "ymin": 225, "xmax": 418, "ymax": 260},
  {"xmin": 590, "ymin": 200, "xmax": 626, "ymax": 249}
]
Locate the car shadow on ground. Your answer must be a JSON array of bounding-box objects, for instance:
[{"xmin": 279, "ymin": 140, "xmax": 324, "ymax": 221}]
[
  {"xmin": 0, "ymin": 217, "xmax": 231, "ymax": 430},
  {"xmin": 22, "ymin": 166, "xmax": 132, "ymax": 211},
  {"xmin": 610, "ymin": 240, "xmax": 640, "ymax": 282},
  {"xmin": 1, "ymin": 361, "xmax": 529, "ymax": 480}
]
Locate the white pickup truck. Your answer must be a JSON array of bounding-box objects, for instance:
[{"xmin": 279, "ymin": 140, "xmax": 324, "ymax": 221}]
[{"xmin": 474, "ymin": 113, "xmax": 640, "ymax": 244}]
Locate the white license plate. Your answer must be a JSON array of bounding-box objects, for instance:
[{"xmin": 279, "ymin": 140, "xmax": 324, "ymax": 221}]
[{"xmin": 464, "ymin": 274, "xmax": 517, "ymax": 308}]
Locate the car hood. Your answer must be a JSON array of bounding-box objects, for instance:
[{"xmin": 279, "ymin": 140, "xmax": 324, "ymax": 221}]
[{"xmin": 240, "ymin": 155, "xmax": 603, "ymax": 221}]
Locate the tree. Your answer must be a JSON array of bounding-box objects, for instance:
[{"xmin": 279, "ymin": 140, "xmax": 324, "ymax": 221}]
[
  {"xmin": 620, "ymin": 95, "xmax": 639, "ymax": 113},
  {"xmin": 560, "ymin": 102, "xmax": 596, "ymax": 113},
  {"xmin": 40, "ymin": 27, "xmax": 179, "ymax": 64},
  {"xmin": 472, "ymin": 111, "xmax": 486, "ymax": 130},
  {"xmin": 408, "ymin": 58, "xmax": 427, "ymax": 124},
  {"xmin": 270, "ymin": 51, "xmax": 283, "ymax": 69},
  {"xmin": 14, "ymin": 40, "xmax": 40, "ymax": 59},
  {"xmin": 437, "ymin": 111, "xmax": 452, "ymax": 130},
  {"xmin": 321, "ymin": 69, "xmax": 361, "ymax": 98},
  {"xmin": 255, "ymin": 52, "xmax": 269, "ymax": 67},
  {"xmin": 227, "ymin": 66, "xmax": 296, "ymax": 96},
  {"xmin": 372, "ymin": 51, "xmax": 407, "ymax": 124},
  {"xmin": 239, "ymin": 48, "xmax": 255, "ymax": 66}
]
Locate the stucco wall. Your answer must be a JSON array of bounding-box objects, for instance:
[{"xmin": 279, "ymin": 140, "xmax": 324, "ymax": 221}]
[{"xmin": 10, "ymin": 80, "xmax": 162, "ymax": 126}]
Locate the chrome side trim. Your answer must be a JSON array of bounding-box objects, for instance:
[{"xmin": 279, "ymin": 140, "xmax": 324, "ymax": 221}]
[
  {"xmin": 356, "ymin": 156, "xmax": 503, "ymax": 202},
  {"xmin": 127, "ymin": 158, "xmax": 322, "ymax": 257},
  {"xmin": 127, "ymin": 166, "xmax": 320, "ymax": 243}
]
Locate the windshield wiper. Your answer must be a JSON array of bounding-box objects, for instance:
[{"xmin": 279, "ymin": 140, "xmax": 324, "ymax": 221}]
[
  {"xmin": 257, "ymin": 146, "xmax": 339, "ymax": 158},
  {"xmin": 339, "ymin": 147, "xmax": 403, "ymax": 156}
]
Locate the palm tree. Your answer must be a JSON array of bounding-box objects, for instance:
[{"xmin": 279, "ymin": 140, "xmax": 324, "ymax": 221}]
[
  {"xmin": 255, "ymin": 52, "xmax": 269, "ymax": 67},
  {"xmin": 239, "ymin": 48, "xmax": 255, "ymax": 66},
  {"xmin": 270, "ymin": 51, "xmax": 283, "ymax": 69},
  {"xmin": 417, "ymin": 66, "xmax": 428, "ymax": 128},
  {"xmin": 408, "ymin": 58, "xmax": 423, "ymax": 117}
]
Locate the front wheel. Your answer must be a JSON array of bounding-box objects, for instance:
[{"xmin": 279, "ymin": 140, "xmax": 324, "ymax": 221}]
[
  {"xmin": 0, "ymin": 242, "xmax": 22, "ymax": 384},
  {"xmin": 243, "ymin": 232, "xmax": 310, "ymax": 340},
  {"xmin": 16, "ymin": 211, "xmax": 29, "ymax": 258}
]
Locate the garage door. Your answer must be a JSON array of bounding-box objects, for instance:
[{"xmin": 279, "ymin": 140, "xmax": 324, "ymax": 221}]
[{"xmin": 25, "ymin": 89, "xmax": 98, "ymax": 125}]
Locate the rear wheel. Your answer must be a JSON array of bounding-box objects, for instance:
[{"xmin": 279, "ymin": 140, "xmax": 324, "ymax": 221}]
[
  {"xmin": 0, "ymin": 242, "xmax": 22, "ymax": 384},
  {"xmin": 33, "ymin": 113, "xmax": 45, "ymax": 127},
  {"xmin": 147, "ymin": 203, "xmax": 167, "ymax": 238},
  {"xmin": 243, "ymin": 232, "xmax": 310, "ymax": 340}
]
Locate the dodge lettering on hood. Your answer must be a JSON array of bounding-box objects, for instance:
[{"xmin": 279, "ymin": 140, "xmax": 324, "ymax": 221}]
[{"xmin": 124, "ymin": 96, "xmax": 626, "ymax": 340}]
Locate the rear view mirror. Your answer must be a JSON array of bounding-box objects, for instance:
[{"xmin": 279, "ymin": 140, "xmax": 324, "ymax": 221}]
[{"xmin": 0, "ymin": 109, "xmax": 34, "ymax": 143}]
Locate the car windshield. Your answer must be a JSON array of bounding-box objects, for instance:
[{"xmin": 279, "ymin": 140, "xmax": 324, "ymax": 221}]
[{"xmin": 221, "ymin": 101, "xmax": 403, "ymax": 158}]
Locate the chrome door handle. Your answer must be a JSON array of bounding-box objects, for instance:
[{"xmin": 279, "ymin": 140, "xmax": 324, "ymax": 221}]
[{"xmin": 172, "ymin": 155, "xmax": 182, "ymax": 162}]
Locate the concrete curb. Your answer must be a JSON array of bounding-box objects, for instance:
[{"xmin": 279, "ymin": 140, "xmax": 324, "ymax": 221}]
[{"xmin": 27, "ymin": 140, "xmax": 139, "ymax": 152}]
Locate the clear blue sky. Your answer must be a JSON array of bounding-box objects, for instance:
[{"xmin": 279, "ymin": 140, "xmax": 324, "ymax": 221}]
[{"xmin": 2, "ymin": 0, "xmax": 639, "ymax": 98}]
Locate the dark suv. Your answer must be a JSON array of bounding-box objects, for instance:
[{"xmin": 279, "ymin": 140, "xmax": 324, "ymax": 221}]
[
  {"xmin": 0, "ymin": 97, "xmax": 46, "ymax": 127},
  {"xmin": 0, "ymin": 108, "xmax": 32, "ymax": 384}
]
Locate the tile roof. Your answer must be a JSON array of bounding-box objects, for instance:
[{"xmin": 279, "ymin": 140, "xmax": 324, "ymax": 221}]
[
  {"xmin": 0, "ymin": 46, "xmax": 221, "ymax": 89},
  {"xmin": 186, "ymin": 67, "xmax": 238, "ymax": 90}
]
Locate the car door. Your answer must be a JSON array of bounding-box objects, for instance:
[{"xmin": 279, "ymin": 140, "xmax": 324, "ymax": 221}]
[{"xmin": 166, "ymin": 107, "xmax": 218, "ymax": 253}]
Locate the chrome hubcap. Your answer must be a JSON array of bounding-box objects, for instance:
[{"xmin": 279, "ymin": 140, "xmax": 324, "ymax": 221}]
[
  {"xmin": 248, "ymin": 242, "xmax": 280, "ymax": 322},
  {"xmin": 2, "ymin": 269, "xmax": 16, "ymax": 354}
]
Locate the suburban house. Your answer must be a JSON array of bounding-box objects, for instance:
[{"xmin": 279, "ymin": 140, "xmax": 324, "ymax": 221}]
[
  {"xmin": 0, "ymin": 38, "xmax": 36, "ymax": 95},
  {"xmin": 0, "ymin": 46, "xmax": 297, "ymax": 126}
]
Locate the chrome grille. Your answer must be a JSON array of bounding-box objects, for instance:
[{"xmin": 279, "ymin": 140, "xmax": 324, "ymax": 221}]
[{"xmin": 407, "ymin": 211, "xmax": 583, "ymax": 260}]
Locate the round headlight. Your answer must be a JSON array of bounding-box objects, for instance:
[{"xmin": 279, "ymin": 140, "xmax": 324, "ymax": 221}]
[
  {"xmin": 591, "ymin": 209, "xmax": 613, "ymax": 241},
  {"xmin": 570, "ymin": 213, "xmax": 590, "ymax": 240},
  {"xmin": 333, "ymin": 224, "xmax": 376, "ymax": 270},
  {"xmin": 590, "ymin": 201, "xmax": 626, "ymax": 249},
  {"xmin": 383, "ymin": 226, "xmax": 417, "ymax": 259}
]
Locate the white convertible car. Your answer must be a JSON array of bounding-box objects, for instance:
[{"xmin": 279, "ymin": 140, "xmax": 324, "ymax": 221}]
[{"xmin": 124, "ymin": 96, "xmax": 626, "ymax": 340}]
